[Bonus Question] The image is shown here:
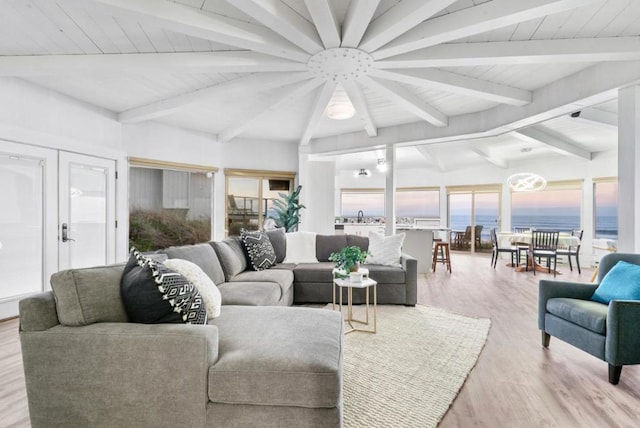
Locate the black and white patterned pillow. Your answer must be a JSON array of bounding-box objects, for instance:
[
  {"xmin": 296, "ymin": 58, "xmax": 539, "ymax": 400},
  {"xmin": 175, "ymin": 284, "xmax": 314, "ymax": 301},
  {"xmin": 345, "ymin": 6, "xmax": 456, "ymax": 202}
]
[
  {"xmin": 241, "ymin": 230, "xmax": 277, "ymax": 271},
  {"xmin": 120, "ymin": 248, "xmax": 207, "ymax": 325}
]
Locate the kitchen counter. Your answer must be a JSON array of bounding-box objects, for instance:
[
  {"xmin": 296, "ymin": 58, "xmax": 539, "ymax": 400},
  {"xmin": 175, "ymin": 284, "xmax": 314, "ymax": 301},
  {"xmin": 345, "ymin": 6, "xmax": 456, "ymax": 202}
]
[
  {"xmin": 399, "ymin": 227, "xmax": 450, "ymax": 273},
  {"xmin": 333, "ymin": 224, "xmax": 450, "ymax": 273}
]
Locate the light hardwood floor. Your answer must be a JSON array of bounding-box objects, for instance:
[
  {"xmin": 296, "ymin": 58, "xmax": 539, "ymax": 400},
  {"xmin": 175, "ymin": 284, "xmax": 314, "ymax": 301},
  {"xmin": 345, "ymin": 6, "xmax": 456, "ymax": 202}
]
[{"xmin": 2, "ymin": 252, "xmax": 639, "ymax": 427}]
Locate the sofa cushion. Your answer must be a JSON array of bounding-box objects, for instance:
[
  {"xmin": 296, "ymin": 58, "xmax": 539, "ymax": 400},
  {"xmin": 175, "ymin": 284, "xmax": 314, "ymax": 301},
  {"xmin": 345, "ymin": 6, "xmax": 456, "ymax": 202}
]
[
  {"xmin": 363, "ymin": 264, "xmax": 406, "ymax": 284},
  {"xmin": 241, "ymin": 230, "xmax": 276, "ymax": 271},
  {"xmin": 209, "ymin": 306, "xmax": 343, "ymax": 408},
  {"xmin": 50, "ymin": 264, "xmax": 127, "ymax": 326},
  {"xmin": 164, "ymin": 258, "xmax": 222, "ymax": 319},
  {"xmin": 120, "ymin": 249, "xmax": 207, "ymax": 325},
  {"xmin": 265, "ymin": 228, "xmax": 286, "ymax": 263},
  {"xmin": 211, "ymin": 237, "xmax": 247, "ymax": 281},
  {"xmin": 316, "ymin": 234, "xmax": 347, "ymax": 262},
  {"xmin": 284, "ymin": 231, "xmax": 318, "ymax": 263},
  {"xmin": 546, "ymin": 297, "xmax": 608, "ymax": 334},
  {"xmin": 217, "ymin": 282, "xmax": 282, "ymax": 306},
  {"xmin": 161, "ymin": 243, "xmax": 225, "ymax": 285},
  {"xmin": 592, "ymin": 260, "xmax": 640, "ymax": 304},
  {"xmin": 365, "ymin": 232, "xmax": 405, "ymax": 267},
  {"xmin": 346, "ymin": 234, "xmax": 369, "ymax": 252},
  {"xmin": 294, "ymin": 262, "xmax": 336, "ymax": 283},
  {"xmin": 231, "ymin": 269, "xmax": 294, "ymax": 294}
]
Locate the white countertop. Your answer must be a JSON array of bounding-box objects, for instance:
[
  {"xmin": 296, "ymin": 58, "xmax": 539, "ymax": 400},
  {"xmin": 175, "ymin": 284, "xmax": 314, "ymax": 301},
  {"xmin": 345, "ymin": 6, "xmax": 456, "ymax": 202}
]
[{"xmin": 395, "ymin": 225, "xmax": 451, "ymax": 231}]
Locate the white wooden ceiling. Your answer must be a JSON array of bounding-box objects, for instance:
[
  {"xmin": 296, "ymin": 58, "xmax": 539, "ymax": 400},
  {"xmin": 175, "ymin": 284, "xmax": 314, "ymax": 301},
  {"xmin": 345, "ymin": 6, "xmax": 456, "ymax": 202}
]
[{"xmin": 0, "ymin": 0, "xmax": 638, "ymax": 171}]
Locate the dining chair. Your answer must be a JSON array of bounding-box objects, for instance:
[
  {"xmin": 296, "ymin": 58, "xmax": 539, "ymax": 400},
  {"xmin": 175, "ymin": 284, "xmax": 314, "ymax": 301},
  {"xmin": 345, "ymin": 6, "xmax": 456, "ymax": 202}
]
[
  {"xmin": 512, "ymin": 228, "xmax": 530, "ymax": 266},
  {"xmin": 527, "ymin": 230, "xmax": 560, "ymax": 277},
  {"xmin": 557, "ymin": 229, "xmax": 583, "ymax": 274},
  {"xmin": 452, "ymin": 226, "xmax": 472, "ymax": 249},
  {"xmin": 490, "ymin": 228, "xmax": 517, "ymax": 268},
  {"xmin": 474, "ymin": 225, "xmax": 483, "ymax": 249}
]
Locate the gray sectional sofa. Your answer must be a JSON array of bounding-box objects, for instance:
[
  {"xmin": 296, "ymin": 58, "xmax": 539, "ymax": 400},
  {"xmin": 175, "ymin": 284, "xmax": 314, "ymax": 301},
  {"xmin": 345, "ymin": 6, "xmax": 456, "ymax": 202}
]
[
  {"xmin": 19, "ymin": 232, "xmax": 417, "ymax": 427},
  {"xmin": 203, "ymin": 231, "xmax": 417, "ymax": 307}
]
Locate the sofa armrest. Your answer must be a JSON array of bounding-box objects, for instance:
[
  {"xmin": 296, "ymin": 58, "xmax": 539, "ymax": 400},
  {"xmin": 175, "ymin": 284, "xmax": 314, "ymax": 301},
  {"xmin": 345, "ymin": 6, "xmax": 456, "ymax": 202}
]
[
  {"xmin": 19, "ymin": 291, "xmax": 59, "ymax": 331},
  {"xmin": 20, "ymin": 322, "xmax": 218, "ymax": 428},
  {"xmin": 401, "ymin": 253, "xmax": 417, "ymax": 305},
  {"xmin": 538, "ymin": 280, "xmax": 598, "ymax": 330},
  {"xmin": 606, "ymin": 300, "xmax": 640, "ymax": 365}
]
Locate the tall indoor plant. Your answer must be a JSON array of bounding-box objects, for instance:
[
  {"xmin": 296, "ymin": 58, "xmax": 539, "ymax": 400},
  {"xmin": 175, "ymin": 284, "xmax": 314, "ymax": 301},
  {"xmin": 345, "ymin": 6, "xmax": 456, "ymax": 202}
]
[{"xmin": 270, "ymin": 185, "xmax": 305, "ymax": 232}]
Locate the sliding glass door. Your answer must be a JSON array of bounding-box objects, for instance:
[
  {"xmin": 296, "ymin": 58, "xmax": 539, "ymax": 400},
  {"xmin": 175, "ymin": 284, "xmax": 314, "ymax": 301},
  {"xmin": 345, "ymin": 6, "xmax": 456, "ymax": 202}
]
[
  {"xmin": 225, "ymin": 169, "xmax": 295, "ymax": 236},
  {"xmin": 448, "ymin": 186, "xmax": 500, "ymax": 252}
]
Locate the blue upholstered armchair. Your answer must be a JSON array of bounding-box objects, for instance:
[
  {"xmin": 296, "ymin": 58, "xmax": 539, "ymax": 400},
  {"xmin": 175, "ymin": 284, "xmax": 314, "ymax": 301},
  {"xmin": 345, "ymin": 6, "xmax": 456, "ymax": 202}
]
[{"xmin": 538, "ymin": 253, "xmax": 640, "ymax": 384}]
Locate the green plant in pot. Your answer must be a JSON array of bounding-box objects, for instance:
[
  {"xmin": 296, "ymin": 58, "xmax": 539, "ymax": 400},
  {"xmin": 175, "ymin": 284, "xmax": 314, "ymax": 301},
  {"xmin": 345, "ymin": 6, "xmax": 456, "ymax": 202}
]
[
  {"xmin": 329, "ymin": 246, "xmax": 370, "ymax": 278},
  {"xmin": 270, "ymin": 185, "xmax": 305, "ymax": 232}
]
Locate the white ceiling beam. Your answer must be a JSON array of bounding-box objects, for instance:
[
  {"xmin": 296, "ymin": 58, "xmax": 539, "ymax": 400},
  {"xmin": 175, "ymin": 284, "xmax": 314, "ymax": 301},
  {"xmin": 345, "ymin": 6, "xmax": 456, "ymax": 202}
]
[
  {"xmin": 369, "ymin": 68, "xmax": 531, "ymax": 106},
  {"xmin": 360, "ymin": 76, "xmax": 448, "ymax": 127},
  {"xmin": 304, "ymin": 0, "xmax": 341, "ymax": 49},
  {"xmin": 341, "ymin": 0, "xmax": 380, "ymax": 48},
  {"xmin": 513, "ymin": 126, "xmax": 592, "ymax": 160},
  {"xmin": 87, "ymin": 0, "xmax": 310, "ymax": 62},
  {"xmin": 571, "ymin": 108, "xmax": 618, "ymax": 129},
  {"xmin": 376, "ymin": 37, "xmax": 640, "ymax": 68},
  {"xmin": 372, "ymin": 0, "xmax": 602, "ymax": 59},
  {"xmin": 342, "ymin": 80, "xmax": 378, "ymax": 137},
  {"xmin": 119, "ymin": 72, "xmax": 310, "ymax": 123},
  {"xmin": 219, "ymin": 78, "xmax": 324, "ymax": 143},
  {"xmin": 0, "ymin": 52, "xmax": 308, "ymax": 76},
  {"xmin": 299, "ymin": 81, "xmax": 337, "ymax": 146},
  {"xmin": 471, "ymin": 147, "xmax": 507, "ymax": 168},
  {"xmin": 359, "ymin": 0, "xmax": 457, "ymax": 53},
  {"xmin": 308, "ymin": 60, "xmax": 640, "ymax": 155},
  {"xmin": 416, "ymin": 146, "xmax": 446, "ymax": 172},
  {"xmin": 227, "ymin": 0, "xmax": 323, "ymax": 54}
]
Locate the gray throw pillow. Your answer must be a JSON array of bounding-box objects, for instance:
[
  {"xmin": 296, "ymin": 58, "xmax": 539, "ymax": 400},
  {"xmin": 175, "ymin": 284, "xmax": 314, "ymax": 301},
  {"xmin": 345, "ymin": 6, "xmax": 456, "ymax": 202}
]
[
  {"xmin": 241, "ymin": 230, "xmax": 277, "ymax": 271},
  {"xmin": 120, "ymin": 249, "xmax": 207, "ymax": 325},
  {"xmin": 211, "ymin": 237, "xmax": 247, "ymax": 281},
  {"xmin": 265, "ymin": 228, "xmax": 286, "ymax": 263}
]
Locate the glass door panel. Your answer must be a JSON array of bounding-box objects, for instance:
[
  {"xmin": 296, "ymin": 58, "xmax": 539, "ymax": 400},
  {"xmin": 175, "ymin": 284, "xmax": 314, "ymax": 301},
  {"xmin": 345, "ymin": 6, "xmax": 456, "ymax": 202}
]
[
  {"xmin": 0, "ymin": 155, "xmax": 44, "ymax": 299},
  {"xmin": 59, "ymin": 152, "xmax": 116, "ymax": 270},
  {"xmin": 0, "ymin": 141, "xmax": 57, "ymax": 318},
  {"xmin": 449, "ymin": 193, "xmax": 472, "ymax": 251},
  {"xmin": 227, "ymin": 177, "xmax": 260, "ymax": 235},
  {"xmin": 474, "ymin": 192, "xmax": 500, "ymax": 252}
]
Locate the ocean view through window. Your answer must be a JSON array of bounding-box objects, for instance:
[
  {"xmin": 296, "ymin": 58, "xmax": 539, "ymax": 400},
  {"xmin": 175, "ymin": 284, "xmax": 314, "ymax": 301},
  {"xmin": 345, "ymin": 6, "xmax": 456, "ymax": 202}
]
[
  {"xmin": 340, "ymin": 188, "xmax": 439, "ymax": 219},
  {"xmin": 511, "ymin": 184, "xmax": 581, "ymax": 232},
  {"xmin": 594, "ymin": 180, "xmax": 618, "ymax": 239}
]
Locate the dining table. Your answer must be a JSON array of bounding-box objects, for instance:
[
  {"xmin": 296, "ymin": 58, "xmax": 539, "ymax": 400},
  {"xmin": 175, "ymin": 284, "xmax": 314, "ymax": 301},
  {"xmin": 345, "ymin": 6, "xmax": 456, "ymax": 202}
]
[{"xmin": 497, "ymin": 231, "xmax": 581, "ymax": 274}]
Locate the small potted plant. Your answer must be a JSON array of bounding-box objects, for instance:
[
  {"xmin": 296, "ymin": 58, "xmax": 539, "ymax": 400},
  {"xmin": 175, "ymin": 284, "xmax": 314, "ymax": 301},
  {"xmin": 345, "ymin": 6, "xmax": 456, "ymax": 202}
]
[{"xmin": 329, "ymin": 246, "xmax": 370, "ymax": 278}]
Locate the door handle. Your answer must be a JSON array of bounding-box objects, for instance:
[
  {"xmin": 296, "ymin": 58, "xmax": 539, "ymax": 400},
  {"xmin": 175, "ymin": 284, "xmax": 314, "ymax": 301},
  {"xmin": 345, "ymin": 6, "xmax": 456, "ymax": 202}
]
[{"xmin": 61, "ymin": 223, "xmax": 75, "ymax": 242}]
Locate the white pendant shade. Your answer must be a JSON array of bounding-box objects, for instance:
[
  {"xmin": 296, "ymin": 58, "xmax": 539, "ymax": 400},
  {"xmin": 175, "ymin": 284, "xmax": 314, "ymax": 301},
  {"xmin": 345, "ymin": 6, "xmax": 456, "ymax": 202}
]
[{"xmin": 326, "ymin": 83, "xmax": 355, "ymax": 120}]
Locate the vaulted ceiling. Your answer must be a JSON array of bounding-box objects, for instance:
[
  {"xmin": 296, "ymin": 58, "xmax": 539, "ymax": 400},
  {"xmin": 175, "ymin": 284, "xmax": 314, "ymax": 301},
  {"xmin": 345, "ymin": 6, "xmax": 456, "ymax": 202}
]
[{"xmin": 1, "ymin": 0, "xmax": 639, "ymax": 170}]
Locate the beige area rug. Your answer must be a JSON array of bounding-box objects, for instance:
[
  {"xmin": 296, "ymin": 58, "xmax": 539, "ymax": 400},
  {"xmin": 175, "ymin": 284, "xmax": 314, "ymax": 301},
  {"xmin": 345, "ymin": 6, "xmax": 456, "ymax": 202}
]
[{"xmin": 337, "ymin": 304, "xmax": 490, "ymax": 428}]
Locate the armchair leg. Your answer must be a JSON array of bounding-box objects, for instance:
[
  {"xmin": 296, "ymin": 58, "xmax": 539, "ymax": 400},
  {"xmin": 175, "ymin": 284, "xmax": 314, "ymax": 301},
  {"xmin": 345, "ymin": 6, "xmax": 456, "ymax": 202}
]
[
  {"xmin": 542, "ymin": 331, "xmax": 550, "ymax": 348},
  {"xmin": 608, "ymin": 364, "xmax": 622, "ymax": 385}
]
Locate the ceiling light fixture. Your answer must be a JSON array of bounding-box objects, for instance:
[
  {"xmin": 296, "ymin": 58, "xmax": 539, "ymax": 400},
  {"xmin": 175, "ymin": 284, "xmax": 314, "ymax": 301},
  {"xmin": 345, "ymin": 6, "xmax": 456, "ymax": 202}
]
[
  {"xmin": 507, "ymin": 172, "xmax": 546, "ymax": 192},
  {"xmin": 325, "ymin": 83, "xmax": 355, "ymax": 120},
  {"xmin": 376, "ymin": 158, "xmax": 387, "ymax": 172}
]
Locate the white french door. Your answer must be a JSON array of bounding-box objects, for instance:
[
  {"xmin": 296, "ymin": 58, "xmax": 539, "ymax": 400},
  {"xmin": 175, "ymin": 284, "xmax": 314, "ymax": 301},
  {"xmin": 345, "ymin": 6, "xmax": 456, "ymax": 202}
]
[
  {"xmin": 58, "ymin": 152, "xmax": 116, "ymax": 270},
  {"xmin": 0, "ymin": 141, "xmax": 116, "ymax": 318}
]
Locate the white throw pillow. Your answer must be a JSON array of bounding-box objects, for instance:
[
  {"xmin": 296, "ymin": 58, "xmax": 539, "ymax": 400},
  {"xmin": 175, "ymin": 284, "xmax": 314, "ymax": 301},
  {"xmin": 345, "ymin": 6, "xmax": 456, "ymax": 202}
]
[
  {"xmin": 283, "ymin": 231, "xmax": 319, "ymax": 263},
  {"xmin": 164, "ymin": 258, "xmax": 222, "ymax": 318},
  {"xmin": 365, "ymin": 231, "xmax": 406, "ymax": 267}
]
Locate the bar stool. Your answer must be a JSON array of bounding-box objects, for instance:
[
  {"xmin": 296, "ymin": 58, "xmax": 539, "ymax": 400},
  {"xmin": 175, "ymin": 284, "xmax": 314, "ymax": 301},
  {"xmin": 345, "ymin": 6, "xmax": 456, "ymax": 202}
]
[{"xmin": 432, "ymin": 239, "xmax": 452, "ymax": 273}]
